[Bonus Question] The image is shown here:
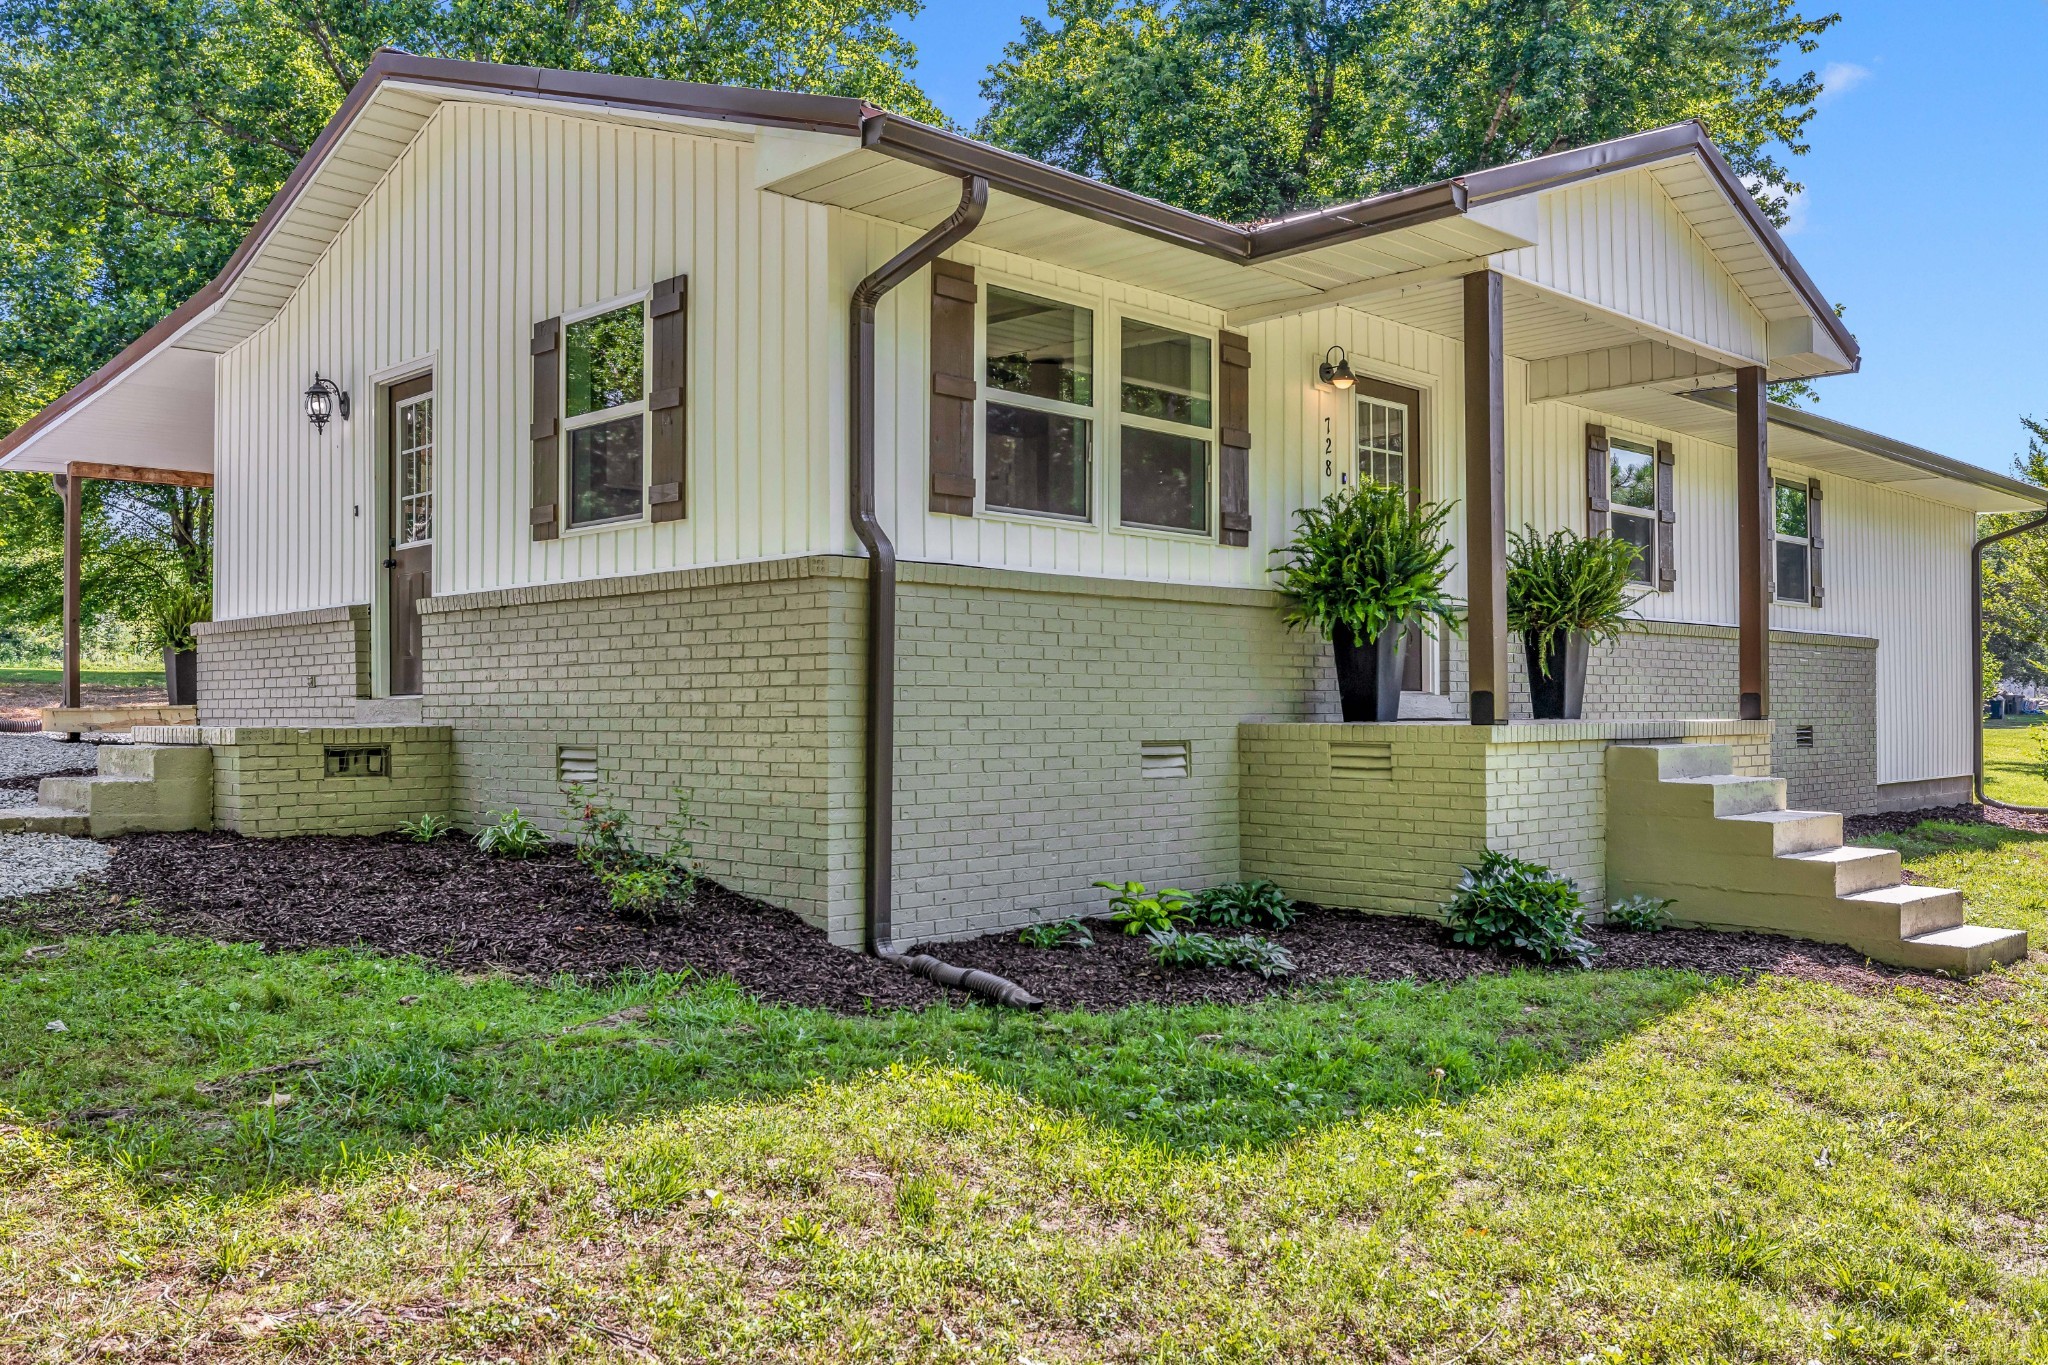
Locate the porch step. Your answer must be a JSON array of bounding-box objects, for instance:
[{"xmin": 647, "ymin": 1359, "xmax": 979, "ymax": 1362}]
[
  {"xmin": 0, "ymin": 805, "xmax": 91, "ymax": 836},
  {"xmin": 30, "ymin": 744, "xmax": 213, "ymax": 837},
  {"xmin": 1607, "ymin": 742, "xmax": 2026, "ymax": 977}
]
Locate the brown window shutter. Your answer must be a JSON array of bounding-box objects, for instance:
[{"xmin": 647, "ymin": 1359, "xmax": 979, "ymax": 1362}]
[
  {"xmin": 1585, "ymin": 424, "xmax": 1610, "ymax": 534},
  {"xmin": 648, "ymin": 275, "xmax": 688, "ymax": 523},
  {"xmin": 1218, "ymin": 331, "xmax": 1252, "ymax": 547},
  {"xmin": 530, "ymin": 316, "xmax": 562, "ymax": 541},
  {"xmin": 1807, "ymin": 476, "xmax": 1824, "ymax": 606},
  {"xmin": 929, "ymin": 259, "xmax": 977, "ymax": 516},
  {"xmin": 1655, "ymin": 440, "xmax": 1676, "ymax": 592}
]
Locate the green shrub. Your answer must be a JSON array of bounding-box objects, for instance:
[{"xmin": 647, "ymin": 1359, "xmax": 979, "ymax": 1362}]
[
  {"xmin": 1443, "ymin": 851, "xmax": 1598, "ymax": 968},
  {"xmin": 564, "ymin": 784, "xmax": 701, "ymax": 920},
  {"xmin": 1145, "ymin": 929, "xmax": 1295, "ymax": 979},
  {"xmin": 146, "ymin": 583, "xmax": 212, "ymax": 653},
  {"xmin": 1505, "ymin": 526, "xmax": 1647, "ymax": 678},
  {"xmin": 1192, "ymin": 879, "xmax": 1298, "ymax": 931},
  {"xmin": 1094, "ymin": 880, "xmax": 1194, "ymax": 935},
  {"xmin": 1018, "ymin": 919, "xmax": 1094, "ymax": 949},
  {"xmin": 1607, "ymin": 893, "xmax": 1674, "ymax": 933},
  {"xmin": 1270, "ymin": 482, "xmax": 1463, "ymax": 646},
  {"xmin": 398, "ymin": 813, "xmax": 453, "ymax": 843},
  {"xmin": 474, "ymin": 809, "xmax": 548, "ymax": 858}
]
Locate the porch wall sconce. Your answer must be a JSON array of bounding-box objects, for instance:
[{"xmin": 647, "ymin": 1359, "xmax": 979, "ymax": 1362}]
[
  {"xmin": 1318, "ymin": 345, "xmax": 1356, "ymax": 390},
  {"xmin": 304, "ymin": 373, "xmax": 350, "ymax": 432}
]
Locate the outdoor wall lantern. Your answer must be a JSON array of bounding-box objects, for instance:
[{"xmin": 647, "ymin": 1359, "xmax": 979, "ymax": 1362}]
[
  {"xmin": 304, "ymin": 373, "xmax": 350, "ymax": 432},
  {"xmin": 1318, "ymin": 345, "xmax": 1356, "ymax": 389}
]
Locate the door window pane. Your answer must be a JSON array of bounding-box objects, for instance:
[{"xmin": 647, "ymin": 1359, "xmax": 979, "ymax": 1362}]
[
  {"xmin": 570, "ymin": 414, "xmax": 645, "ymax": 526},
  {"xmin": 987, "ymin": 287, "xmax": 1093, "ymax": 406},
  {"xmin": 1777, "ymin": 539, "xmax": 1811, "ymax": 603},
  {"xmin": 986, "ymin": 401, "xmax": 1091, "ymax": 519},
  {"xmin": 1120, "ymin": 427, "xmax": 1210, "ymax": 533},
  {"xmin": 1120, "ymin": 319, "xmax": 1211, "ymax": 427},
  {"xmin": 395, "ymin": 396, "xmax": 433, "ymax": 546},
  {"xmin": 1610, "ymin": 443, "xmax": 1656, "ymax": 509},
  {"xmin": 1612, "ymin": 509, "xmax": 1655, "ymax": 584},
  {"xmin": 566, "ymin": 304, "xmax": 644, "ymax": 418},
  {"xmin": 1357, "ymin": 396, "xmax": 1408, "ymax": 488}
]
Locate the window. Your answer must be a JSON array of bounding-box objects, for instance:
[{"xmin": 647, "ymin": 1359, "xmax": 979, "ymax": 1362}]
[
  {"xmin": 562, "ymin": 301, "xmax": 647, "ymax": 527},
  {"xmin": 1775, "ymin": 479, "xmax": 1812, "ymax": 604},
  {"xmin": 395, "ymin": 391, "xmax": 433, "ymax": 547},
  {"xmin": 1356, "ymin": 394, "xmax": 1408, "ymax": 489},
  {"xmin": 984, "ymin": 286, "xmax": 1094, "ymax": 520},
  {"xmin": 1118, "ymin": 318, "xmax": 1212, "ymax": 534},
  {"xmin": 1608, "ymin": 438, "xmax": 1658, "ymax": 584}
]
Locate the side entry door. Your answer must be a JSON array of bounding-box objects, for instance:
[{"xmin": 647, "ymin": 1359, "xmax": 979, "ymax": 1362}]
[{"xmin": 386, "ymin": 374, "xmax": 434, "ymax": 696}]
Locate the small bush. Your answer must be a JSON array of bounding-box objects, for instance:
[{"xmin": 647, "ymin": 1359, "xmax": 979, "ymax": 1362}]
[
  {"xmin": 398, "ymin": 813, "xmax": 453, "ymax": 843},
  {"xmin": 475, "ymin": 809, "xmax": 548, "ymax": 858},
  {"xmin": 1095, "ymin": 880, "xmax": 1194, "ymax": 936},
  {"xmin": 564, "ymin": 784, "xmax": 701, "ymax": 921},
  {"xmin": 1145, "ymin": 929, "xmax": 1295, "ymax": 979},
  {"xmin": 1192, "ymin": 879, "xmax": 1298, "ymax": 931},
  {"xmin": 1607, "ymin": 893, "xmax": 1674, "ymax": 933},
  {"xmin": 1443, "ymin": 850, "xmax": 1598, "ymax": 968},
  {"xmin": 1018, "ymin": 919, "xmax": 1094, "ymax": 949}
]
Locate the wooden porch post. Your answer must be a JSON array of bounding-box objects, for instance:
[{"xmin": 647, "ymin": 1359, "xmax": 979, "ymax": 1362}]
[
  {"xmin": 1463, "ymin": 270, "xmax": 1508, "ymax": 725},
  {"xmin": 58, "ymin": 470, "xmax": 82, "ymax": 712},
  {"xmin": 1735, "ymin": 366, "xmax": 1771, "ymax": 720}
]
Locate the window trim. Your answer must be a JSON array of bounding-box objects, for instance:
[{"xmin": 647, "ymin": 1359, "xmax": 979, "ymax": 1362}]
[
  {"xmin": 1110, "ymin": 304, "xmax": 1220, "ymax": 538},
  {"xmin": 976, "ymin": 274, "xmax": 1101, "ymax": 526},
  {"xmin": 1772, "ymin": 474, "xmax": 1815, "ymax": 607},
  {"xmin": 1607, "ymin": 434, "xmax": 1660, "ymax": 587},
  {"xmin": 559, "ymin": 289, "xmax": 652, "ymax": 533}
]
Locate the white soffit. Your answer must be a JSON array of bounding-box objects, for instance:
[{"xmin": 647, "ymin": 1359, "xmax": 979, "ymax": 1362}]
[{"xmin": 0, "ymin": 345, "xmax": 216, "ymax": 476}]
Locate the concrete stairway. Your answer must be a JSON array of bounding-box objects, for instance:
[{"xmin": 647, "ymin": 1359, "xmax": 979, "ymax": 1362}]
[
  {"xmin": 1607, "ymin": 743, "xmax": 2027, "ymax": 976},
  {"xmin": 0, "ymin": 744, "xmax": 212, "ymax": 837}
]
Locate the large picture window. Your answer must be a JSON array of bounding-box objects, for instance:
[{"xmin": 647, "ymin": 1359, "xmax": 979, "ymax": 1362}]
[
  {"xmin": 563, "ymin": 301, "xmax": 647, "ymax": 527},
  {"xmin": 1118, "ymin": 318, "xmax": 1212, "ymax": 534},
  {"xmin": 984, "ymin": 286, "xmax": 1094, "ymax": 520},
  {"xmin": 1775, "ymin": 479, "xmax": 1812, "ymax": 604},
  {"xmin": 1608, "ymin": 437, "xmax": 1658, "ymax": 584}
]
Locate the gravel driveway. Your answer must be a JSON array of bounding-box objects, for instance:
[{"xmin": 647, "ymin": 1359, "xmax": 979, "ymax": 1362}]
[{"xmin": 0, "ymin": 734, "xmax": 110, "ymax": 896}]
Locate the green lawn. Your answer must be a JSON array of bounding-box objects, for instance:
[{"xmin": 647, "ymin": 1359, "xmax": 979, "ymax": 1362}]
[
  {"xmin": 1985, "ymin": 715, "xmax": 2048, "ymax": 806},
  {"xmin": 4, "ymin": 825, "xmax": 2048, "ymax": 1360},
  {"xmin": 0, "ymin": 664, "xmax": 164, "ymax": 688}
]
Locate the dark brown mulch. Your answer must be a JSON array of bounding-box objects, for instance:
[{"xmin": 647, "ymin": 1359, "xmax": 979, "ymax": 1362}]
[
  {"xmin": 1844, "ymin": 802, "xmax": 2048, "ymax": 840},
  {"xmin": 54, "ymin": 831, "xmax": 948, "ymax": 1016}
]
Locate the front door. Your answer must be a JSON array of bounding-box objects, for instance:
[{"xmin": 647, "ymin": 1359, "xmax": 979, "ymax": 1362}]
[
  {"xmin": 1354, "ymin": 377, "xmax": 1427, "ymax": 691},
  {"xmin": 386, "ymin": 374, "xmax": 434, "ymax": 696}
]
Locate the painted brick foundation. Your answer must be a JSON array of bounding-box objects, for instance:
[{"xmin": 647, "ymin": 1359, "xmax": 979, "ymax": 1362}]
[{"xmin": 194, "ymin": 606, "xmax": 371, "ymax": 727}]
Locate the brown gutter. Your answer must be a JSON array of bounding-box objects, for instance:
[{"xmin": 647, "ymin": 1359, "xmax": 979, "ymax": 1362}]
[
  {"xmin": 850, "ymin": 173, "xmax": 987, "ymax": 956},
  {"xmin": 1973, "ymin": 512, "xmax": 2048, "ymax": 809}
]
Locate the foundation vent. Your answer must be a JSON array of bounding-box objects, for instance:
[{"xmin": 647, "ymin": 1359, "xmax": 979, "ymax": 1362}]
[
  {"xmin": 1330, "ymin": 738, "xmax": 1394, "ymax": 783},
  {"xmin": 1140, "ymin": 740, "xmax": 1191, "ymax": 780},
  {"xmin": 1794, "ymin": 725, "xmax": 1816, "ymax": 749},
  {"xmin": 558, "ymin": 746, "xmax": 600, "ymax": 787},
  {"xmin": 324, "ymin": 745, "xmax": 390, "ymax": 778}
]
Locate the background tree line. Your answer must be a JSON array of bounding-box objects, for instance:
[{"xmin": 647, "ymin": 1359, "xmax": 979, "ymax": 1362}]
[{"xmin": 0, "ymin": 0, "xmax": 1949, "ymax": 670}]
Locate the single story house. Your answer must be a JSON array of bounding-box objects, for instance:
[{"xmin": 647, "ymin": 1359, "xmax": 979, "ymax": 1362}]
[{"xmin": 4, "ymin": 53, "xmax": 2039, "ymax": 970}]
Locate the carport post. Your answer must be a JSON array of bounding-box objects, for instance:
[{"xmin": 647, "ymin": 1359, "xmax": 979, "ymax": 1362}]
[{"xmin": 58, "ymin": 470, "xmax": 82, "ymax": 714}]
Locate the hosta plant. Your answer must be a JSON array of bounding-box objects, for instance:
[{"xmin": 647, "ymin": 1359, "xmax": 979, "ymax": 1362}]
[
  {"xmin": 1145, "ymin": 929, "xmax": 1295, "ymax": 979},
  {"xmin": 1443, "ymin": 850, "xmax": 1598, "ymax": 968},
  {"xmin": 1095, "ymin": 880, "xmax": 1194, "ymax": 936},
  {"xmin": 1192, "ymin": 879, "xmax": 1298, "ymax": 931},
  {"xmin": 1607, "ymin": 893, "xmax": 1675, "ymax": 933},
  {"xmin": 1018, "ymin": 919, "xmax": 1094, "ymax": 949}
]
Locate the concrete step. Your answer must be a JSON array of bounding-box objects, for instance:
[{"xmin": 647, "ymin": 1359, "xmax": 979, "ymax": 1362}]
[
  {"xmin": 1608, "ymin": 743, "xmax": 1735, "ymax": 783},
  {"xmin": 1842, "ymin": 884, "xmax": 1965, "ymax": 940},
  {"xmin": 1717, "ymin": 809, "xmax": 1843, "ymax": 856},
  {"xmin": 1782, "ymin": 845, "xmax": 1903, "ymax": 897},
  {"xmin": 1655, "ymin": 773, "xmax": 1788, "ymax": 817},
  {"xmin": 37, "ymin": 775, "xmax": 94, "ymax": 813},
  {"xmin": 0, "ymin": 805, "xmax": 91, "ymax": 836},
  {"xmin": 98, "ymin": 743, "xmax": 212, "ymax": 783},
  {"xmin": 32, "ymin": 745, "xmax": 214, "ymax": 836},
  {"xmin": 1892, "ymin": 924, "xmax": 2030, "ymax": 976}
]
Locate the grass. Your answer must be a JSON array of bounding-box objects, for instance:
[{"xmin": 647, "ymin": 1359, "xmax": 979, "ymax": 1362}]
[
  {"xmin": 1984, "ymin": 714, "xmax": 2048, "ymax": 806},
  {"xmin": 2, "ymin": 828, "xmax": 2047, "ymax": 1360},
  {"xmin": 0, "ymin": 665, "xmax": 165, "ymax": 688}
]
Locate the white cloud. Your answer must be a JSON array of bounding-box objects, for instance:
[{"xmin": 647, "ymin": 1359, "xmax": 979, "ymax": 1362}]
[{"xmin": 1817, "ymin": 61, "xmax": 1872, "ymax": 102}]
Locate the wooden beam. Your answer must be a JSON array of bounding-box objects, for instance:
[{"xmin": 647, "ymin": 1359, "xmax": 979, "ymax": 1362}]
[
  {"xmin": 1463, "ymin": 270, "xmax": 1508, "ymax": 725},
  {"xmin": 66, "ymin": 461, "xmax": 212, "ymax": 489},
  {"xmin": 58, "ymin": 472, "xmax": 81, "ymax": 713},
  {"xmin": 1735, "ymin": 365, "xmax": 1771, "ymax": 720}
]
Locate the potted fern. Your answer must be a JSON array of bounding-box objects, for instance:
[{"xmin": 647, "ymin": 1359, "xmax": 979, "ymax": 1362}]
[
  {"xmin": 1272, "ymin": 483, "xmax": 1461, "ymax": 722},
  {"xmin": 1505, "ymin": 527, "xmax": 1645, "ymax": 720},
  {"xmin": 148, "ymin": 583, "xmax": 211, "ymax": 707}
]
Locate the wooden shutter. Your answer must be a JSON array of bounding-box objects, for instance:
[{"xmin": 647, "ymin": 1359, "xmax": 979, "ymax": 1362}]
[
  {"xmin": 1655, "ymin": 440, "xmax": 1676, "ymax": 591},
  {"xmin": 1807, "ymin": 476, "xmax": 1824, "ymax": 606},
  {"xmin": 1218, "ymin": 331, "xmax": 1252, "ymax": 547},
  {"xmin": 1585, "ymin": 424, "xmax": 1610, "ymax": 534},
  {"xmin": 530, "ymin": 316, "xmax": 561, "ymax": 541},
  {"xmin": 648, "ymin": 274, "xmax": 688, "ymax": 523},
  {"xmin": 929, "ymin": 258, "xmax": 977, "ymax": 516}
]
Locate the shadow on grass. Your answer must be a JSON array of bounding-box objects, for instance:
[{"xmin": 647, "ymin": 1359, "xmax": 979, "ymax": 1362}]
[
  {"xmin": 0, "ymin": 925, "xmax": 1716, "ymax": 1202},
  {"xmin": 1856, "ymin": 818, "xmax": 2048, "ymax": 862}
]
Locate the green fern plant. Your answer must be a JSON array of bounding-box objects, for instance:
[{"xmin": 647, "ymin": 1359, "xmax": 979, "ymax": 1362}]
[
  {"xmin": 1270, "ymin": 483, "xmax": 1462, "ymax": 646},
  {"xmin": 1505, "ymin": 526, "xmax": 1648, "ymax": 677}
]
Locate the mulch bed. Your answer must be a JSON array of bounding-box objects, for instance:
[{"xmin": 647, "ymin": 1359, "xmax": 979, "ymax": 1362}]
[
  {"xmin": 1845, "ymin": 803, "xmax": 2048, "ymax": 839},
  {"xmin": 0, "ymin": 827, "xmax": 1972, "ymax": 1017}
]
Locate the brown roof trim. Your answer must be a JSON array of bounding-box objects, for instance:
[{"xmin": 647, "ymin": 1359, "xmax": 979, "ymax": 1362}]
[{"xmin": 1242, "ymin": 182, "xmax": 1469, "ymax": 259}]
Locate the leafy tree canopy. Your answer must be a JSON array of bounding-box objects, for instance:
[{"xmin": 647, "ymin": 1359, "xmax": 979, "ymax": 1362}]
[{"xmin": 979, "ymin": 0, "xmax": 1839, "ymax": 225}]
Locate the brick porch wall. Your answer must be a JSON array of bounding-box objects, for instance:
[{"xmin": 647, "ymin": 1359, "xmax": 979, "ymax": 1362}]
[{"xmin": 193, "ymin": 605, "xmax": 371, "ymax": 727}]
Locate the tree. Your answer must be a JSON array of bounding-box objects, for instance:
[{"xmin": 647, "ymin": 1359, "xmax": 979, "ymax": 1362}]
[
  {"xmin": 980, "ymin": 0, "xmax": 1839, "ymax": 225},
  {"xmin": 1981, "ymin": 417, "xmax": 2048, "ymax": 695}
]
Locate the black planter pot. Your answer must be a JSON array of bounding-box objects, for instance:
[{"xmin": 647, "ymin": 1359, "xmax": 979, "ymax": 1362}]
[
  {"xmin": 1332, "ymin": 625, "xmax": 1408, "ymax": 722},
  {"xmin": 163, "ymin": 646, "xmax": 198, "ymax": 707},
  {"xmin": 1524, "ymin": 631, "xmax": 1588, "ymax": 720}
]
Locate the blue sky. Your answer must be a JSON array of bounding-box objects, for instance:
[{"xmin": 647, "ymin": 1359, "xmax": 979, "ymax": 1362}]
[{"xmin": 900, "ymin": 1, "xmax": 2048, "ymax": 475}]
